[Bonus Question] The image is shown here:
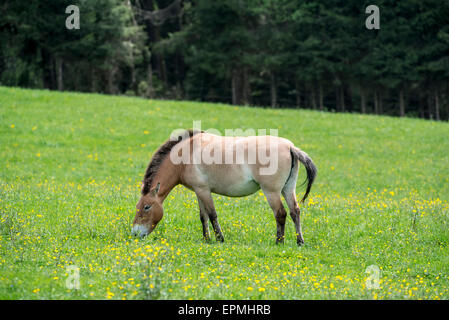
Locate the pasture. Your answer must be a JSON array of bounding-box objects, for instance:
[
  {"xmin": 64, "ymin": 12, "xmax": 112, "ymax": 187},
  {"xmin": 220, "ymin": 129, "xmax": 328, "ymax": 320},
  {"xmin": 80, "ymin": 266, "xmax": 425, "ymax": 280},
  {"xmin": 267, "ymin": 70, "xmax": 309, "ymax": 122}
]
[{"xmin": 0, "ymin": 86, "xmax": 448, "ymax": 299}]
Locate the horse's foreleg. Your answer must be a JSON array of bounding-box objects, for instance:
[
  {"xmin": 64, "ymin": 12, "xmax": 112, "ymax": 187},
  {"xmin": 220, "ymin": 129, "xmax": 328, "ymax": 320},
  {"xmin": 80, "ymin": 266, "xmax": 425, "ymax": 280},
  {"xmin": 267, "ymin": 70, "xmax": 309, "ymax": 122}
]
[
  {"xmin": 264, "ymin": 191, "xmax": 287, "ymax": 244},
  {"xmin": 195, "ymin": 189, "xmax": 224, "ymax": 242},
  {"xmin": 283, "ymin": 190, "xmax": 304, "ymax": 246}
]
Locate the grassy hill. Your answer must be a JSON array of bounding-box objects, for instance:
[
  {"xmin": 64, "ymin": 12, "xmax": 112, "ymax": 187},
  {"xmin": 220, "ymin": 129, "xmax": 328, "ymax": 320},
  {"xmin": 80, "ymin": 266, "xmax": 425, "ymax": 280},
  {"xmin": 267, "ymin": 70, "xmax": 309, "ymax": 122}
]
[{"xmin": 0, "ymin": 86, "xmax": 448, "ymax": 299}]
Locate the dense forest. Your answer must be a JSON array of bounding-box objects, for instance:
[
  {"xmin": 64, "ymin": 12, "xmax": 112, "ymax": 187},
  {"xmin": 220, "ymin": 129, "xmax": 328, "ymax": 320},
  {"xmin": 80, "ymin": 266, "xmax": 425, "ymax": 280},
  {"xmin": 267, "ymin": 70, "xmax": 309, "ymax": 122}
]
[{"xmin": 1, "ymin": 0, "xmax": 449, "ymax": 120}]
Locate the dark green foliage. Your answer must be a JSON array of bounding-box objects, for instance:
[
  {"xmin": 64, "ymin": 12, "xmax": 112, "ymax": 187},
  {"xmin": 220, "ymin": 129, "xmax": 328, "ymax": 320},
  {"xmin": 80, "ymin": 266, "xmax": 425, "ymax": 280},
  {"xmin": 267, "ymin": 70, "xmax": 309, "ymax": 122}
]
[
  {"xmin": 1, "ymin": 0, "xmax": 448, "ymax": 120},
  {"xmin": 0, "ymin": 0, "xmax": 147, "ymax": 93}
]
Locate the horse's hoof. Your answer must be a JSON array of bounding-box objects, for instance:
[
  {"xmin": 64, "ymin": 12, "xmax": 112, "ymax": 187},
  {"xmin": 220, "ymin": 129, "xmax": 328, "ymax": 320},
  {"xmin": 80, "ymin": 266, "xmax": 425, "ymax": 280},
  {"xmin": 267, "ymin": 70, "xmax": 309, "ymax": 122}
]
[
  {"xmin": 297, "ymin": 239, "xmax": 305, "ymax": 246},
  {"xmin": 216, "ymin": 235, "xmax": 224, "ymax": 242}
]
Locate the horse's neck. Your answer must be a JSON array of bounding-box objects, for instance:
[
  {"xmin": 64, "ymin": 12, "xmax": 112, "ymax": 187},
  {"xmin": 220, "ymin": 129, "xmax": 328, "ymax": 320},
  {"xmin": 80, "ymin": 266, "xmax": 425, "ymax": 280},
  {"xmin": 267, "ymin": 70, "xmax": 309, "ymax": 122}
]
[{"xmin": 155, "ymin": 157, "xmax": 181, "ymax": 202}]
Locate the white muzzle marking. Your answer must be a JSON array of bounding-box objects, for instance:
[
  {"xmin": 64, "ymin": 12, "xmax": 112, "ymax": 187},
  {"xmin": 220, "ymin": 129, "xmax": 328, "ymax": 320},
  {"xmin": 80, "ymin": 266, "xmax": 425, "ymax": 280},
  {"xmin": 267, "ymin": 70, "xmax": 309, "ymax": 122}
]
[{"xmin": 131, "ymin": 224, "xmax": 149, "ymax": 237}]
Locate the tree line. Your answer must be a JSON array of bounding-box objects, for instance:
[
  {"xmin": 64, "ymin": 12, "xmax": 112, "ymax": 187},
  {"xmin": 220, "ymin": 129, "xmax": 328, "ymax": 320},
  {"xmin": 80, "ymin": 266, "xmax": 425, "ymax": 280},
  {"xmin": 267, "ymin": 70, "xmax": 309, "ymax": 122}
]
[{"xmin": 1, "ymin": 0, "xmax": 448, "ymax": 120}]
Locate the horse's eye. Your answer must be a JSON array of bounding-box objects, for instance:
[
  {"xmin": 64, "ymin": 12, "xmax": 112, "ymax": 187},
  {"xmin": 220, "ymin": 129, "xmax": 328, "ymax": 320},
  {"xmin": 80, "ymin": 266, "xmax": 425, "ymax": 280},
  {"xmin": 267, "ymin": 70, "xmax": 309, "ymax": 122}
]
[{"xmin": 144, "ymin": 205, "xmax": 151, "ymax": 212}]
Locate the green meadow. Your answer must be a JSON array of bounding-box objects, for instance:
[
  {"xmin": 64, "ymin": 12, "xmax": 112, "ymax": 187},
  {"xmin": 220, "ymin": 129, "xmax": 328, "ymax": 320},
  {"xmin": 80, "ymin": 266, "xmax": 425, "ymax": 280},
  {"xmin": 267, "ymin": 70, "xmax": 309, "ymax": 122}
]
[{"xmin": 0, "ymin": 86, "xmax": 448, "ymax": 300}]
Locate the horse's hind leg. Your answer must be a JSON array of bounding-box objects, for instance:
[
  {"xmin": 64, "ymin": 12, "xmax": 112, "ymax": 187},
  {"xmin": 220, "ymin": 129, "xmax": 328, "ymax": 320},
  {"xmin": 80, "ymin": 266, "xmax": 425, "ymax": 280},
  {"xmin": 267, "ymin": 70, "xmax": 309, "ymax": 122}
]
[
  {"xmin": 263, "ymin": 190, "xmax": 287, "ymax": 244},
  {"xmin": 197, "ymin": 198, "xmax": 211, "ymax": 242},
  {"xmin": 195, "ymin": 188, "xmax": 224, "ymax": 242},
  {"xmin": 282, "ymin": 163, "xmax": 304, "ymax": 246},
  {"xmin": 282, "ymin": 190, "xmax": 304, "ymax": 246}
]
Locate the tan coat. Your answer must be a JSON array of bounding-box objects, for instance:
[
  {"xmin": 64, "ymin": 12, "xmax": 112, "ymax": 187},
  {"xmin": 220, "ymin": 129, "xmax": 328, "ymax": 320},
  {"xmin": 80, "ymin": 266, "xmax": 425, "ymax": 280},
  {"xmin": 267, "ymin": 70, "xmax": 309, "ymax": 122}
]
[{"xmin": 133, "ymin": 131, "xmax": 317, "ymax": 245}]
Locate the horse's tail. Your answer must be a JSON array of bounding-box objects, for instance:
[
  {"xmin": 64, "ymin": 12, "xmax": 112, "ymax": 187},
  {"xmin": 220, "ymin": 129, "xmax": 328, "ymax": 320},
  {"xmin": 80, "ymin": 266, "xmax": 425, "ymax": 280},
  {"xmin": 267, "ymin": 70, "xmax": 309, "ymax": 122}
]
[{"xmin": 290, "ymin": 147, "xmax": 317, "ymax": 203}]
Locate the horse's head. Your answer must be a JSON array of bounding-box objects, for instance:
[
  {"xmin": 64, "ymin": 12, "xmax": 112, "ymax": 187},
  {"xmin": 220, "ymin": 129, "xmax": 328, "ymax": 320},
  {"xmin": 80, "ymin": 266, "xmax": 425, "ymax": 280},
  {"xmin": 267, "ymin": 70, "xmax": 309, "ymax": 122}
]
[{"xmin": 132, "ymin": 182, "xmax": 163, "ymax": 237}]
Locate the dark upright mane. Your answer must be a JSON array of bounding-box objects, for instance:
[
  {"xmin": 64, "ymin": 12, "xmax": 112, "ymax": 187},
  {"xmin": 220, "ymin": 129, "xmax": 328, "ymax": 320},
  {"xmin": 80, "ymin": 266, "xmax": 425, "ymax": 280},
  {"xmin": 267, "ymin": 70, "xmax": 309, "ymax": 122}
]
[{"xmin": 141, "ymin": 129, "xmax": 202, "ymax": 195}]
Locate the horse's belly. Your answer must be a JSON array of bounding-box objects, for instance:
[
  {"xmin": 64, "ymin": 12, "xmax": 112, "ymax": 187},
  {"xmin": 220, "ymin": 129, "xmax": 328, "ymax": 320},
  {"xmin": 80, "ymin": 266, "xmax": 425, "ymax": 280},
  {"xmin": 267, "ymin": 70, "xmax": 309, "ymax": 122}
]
[{"xmin": 210, "ymin": 179, "xmax": 260, "ymax": 197}]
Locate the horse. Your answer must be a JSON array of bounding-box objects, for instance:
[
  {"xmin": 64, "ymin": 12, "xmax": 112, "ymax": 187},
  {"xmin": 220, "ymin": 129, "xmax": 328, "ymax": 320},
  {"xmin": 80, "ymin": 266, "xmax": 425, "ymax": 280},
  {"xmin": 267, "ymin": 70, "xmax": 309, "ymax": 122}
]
[{"xmin": 132, "ymin": 129, "xmax": 317, "ymax": 245}]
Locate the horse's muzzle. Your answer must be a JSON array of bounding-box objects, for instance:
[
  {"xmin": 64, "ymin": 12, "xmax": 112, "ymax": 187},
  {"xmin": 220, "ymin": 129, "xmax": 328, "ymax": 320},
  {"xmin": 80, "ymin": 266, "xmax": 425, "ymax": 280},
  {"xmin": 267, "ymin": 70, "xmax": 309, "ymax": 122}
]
[{"xmin": 131, "ymin": 224, "xmax": 150, "ymax": 237}]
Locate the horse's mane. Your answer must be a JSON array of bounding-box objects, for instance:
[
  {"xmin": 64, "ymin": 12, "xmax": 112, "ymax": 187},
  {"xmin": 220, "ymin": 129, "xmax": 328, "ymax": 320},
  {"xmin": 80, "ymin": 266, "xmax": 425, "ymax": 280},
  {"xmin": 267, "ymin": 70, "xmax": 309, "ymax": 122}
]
[{"xmin": 142, "ymin": 129, "xmax": 202, "ymax": 195}]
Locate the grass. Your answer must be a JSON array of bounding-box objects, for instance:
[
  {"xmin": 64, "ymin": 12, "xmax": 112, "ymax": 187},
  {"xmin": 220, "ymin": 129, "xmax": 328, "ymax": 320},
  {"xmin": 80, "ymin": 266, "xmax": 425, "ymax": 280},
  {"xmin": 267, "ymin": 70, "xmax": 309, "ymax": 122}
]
[{"xmin": 0, "ymin": 86, "xmax": 448, "ymax": 300}]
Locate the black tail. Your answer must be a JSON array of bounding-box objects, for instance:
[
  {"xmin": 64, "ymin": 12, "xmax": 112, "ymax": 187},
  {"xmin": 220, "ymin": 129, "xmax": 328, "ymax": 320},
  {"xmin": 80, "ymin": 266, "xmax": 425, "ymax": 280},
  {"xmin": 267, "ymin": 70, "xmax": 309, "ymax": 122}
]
[{"xmin": 291, "ymin": 147, "xmax": 317, "ymax": 203}]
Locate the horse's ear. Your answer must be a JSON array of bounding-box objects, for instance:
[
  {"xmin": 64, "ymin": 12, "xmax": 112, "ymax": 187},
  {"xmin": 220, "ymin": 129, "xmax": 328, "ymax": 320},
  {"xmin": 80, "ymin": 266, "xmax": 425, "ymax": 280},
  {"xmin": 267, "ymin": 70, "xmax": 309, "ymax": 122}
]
[
  {"xmin": 140, "ymin": 181, "xmax": 145, "ymax": 192},
  {"xmin": 151, "ymin": 182, "xmax": 160, "ymax": 196}
]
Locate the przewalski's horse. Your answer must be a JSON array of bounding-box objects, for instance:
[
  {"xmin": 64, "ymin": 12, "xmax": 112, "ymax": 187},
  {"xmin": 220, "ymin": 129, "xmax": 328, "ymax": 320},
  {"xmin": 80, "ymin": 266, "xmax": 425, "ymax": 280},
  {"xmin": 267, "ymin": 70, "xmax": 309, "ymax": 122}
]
[{"xmin": 132, "ymin": 129, "xmax": 317, "ymax": 245}]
